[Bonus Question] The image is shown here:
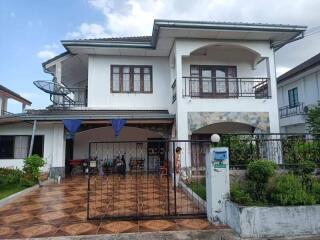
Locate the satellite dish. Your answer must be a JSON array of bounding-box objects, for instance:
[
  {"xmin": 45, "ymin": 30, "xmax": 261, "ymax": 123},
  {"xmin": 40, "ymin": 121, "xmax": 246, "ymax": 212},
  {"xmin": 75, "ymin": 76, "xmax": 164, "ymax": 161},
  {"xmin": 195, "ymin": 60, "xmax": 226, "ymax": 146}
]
[{"xmin": 33, "ymin": 81, "xmax": 71, "ymax": 96}]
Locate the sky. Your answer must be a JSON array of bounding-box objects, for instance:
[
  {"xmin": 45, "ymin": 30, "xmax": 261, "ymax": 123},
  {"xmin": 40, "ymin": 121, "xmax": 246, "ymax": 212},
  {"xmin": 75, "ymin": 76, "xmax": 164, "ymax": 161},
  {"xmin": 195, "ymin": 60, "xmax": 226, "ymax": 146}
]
[{"xmin": 1, "ymin": 0, "xmax": 320, "ymax": 111}]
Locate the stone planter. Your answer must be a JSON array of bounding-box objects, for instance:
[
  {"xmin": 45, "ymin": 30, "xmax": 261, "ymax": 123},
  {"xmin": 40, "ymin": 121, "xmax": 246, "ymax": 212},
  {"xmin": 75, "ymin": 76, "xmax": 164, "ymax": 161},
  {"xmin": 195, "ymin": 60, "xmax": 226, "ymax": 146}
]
[{"xmin": 225, "ymin": 201, "xmax": 320, "ymax": 238}]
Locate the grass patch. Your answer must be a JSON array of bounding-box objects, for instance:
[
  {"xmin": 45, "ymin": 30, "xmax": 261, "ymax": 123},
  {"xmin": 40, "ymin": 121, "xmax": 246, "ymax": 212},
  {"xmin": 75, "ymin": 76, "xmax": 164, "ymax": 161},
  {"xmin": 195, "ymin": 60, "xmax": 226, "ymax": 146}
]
[
  {"xmin": 0, "ymin": 183, "xmax": 27, "ymax": 200},
  {"xmin": 187, "ymin": 179, "xmax": 206, "ymax": 200}
]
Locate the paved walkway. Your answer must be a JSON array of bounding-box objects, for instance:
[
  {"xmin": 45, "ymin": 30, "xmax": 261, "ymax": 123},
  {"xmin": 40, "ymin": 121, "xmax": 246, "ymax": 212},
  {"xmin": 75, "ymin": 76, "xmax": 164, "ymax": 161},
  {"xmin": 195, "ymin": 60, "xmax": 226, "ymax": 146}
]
[{"xmin": 0, "ymin": 176, "xmax": 227, "ymax": 239}]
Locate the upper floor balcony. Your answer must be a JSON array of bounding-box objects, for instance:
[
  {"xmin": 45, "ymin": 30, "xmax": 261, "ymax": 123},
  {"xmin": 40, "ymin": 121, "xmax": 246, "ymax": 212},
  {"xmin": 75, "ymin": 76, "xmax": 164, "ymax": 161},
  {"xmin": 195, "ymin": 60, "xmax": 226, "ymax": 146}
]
[
  {"xmin": 279, "ymin": 102, "xmax": 306, "ymax": 119},
  {"xmin": 34, "ymin": 81, "xmax": 87, "ymax": 108},
  {"xmin": 182, "ymin": 76, "xmax": 269, "ymax": 99}
]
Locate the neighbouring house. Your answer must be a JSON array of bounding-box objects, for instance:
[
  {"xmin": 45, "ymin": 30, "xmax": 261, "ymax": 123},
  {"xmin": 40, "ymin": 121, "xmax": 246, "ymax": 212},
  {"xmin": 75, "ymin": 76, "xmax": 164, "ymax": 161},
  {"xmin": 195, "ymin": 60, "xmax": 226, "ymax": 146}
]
[
  {"xmin": 0, "ymin": 19, "xmax": 306, "ymax": 178},
  {"xmin": 277, "ymin": 53, "xmax": 320, "ymax": 133},
  {"xmin": 0, "ymin": 84, "xmax": 32, "ymax": 168}
]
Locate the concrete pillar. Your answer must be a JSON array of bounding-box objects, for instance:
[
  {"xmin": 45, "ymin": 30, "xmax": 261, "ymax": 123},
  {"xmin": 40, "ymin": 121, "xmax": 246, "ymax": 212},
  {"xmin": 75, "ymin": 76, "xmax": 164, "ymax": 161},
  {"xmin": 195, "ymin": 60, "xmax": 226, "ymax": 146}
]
[
  {"xmin": 206, "ymin": 146, "xmax": 230, "ymax": 223},
  {"xmin": 0, "ymin": 96, "xmax": 2, "ymax": 115},
  {"xmin": 269, "ymin": 51, "xmax": 280, "ymax": 133},
  {"xmin": 53, "ymin": 62, "xmax": 63, "ymax": 105},
  {"xmin": 174, "ymin": 50, "xmax": 191, "ymax": 174},
  {"xmin": 1, "ymin": 97, "xmax": 8, "ymax": 114},
  {"xmin": 50, "ymin": 123, "xmax": 66, "ymax": 178}
]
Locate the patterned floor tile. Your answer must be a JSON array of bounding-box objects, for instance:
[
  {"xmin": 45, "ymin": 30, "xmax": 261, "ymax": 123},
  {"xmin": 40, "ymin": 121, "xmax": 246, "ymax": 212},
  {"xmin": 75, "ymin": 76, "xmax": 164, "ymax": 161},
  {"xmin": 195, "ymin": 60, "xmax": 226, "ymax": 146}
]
[
  {"xmin": 2, "ymin": 213, "xmax": 33, "ymax": 225},
  {"xmin": 100, "ymin": 221, "xmax": 138, "ymax": 233},
  {"xmin": 176, "ymin": 218, "xmax": 210, "ymax": 230},
  {"xmin": 61, "ymin": 222, "xmax": 98, "ymax": 236},
  {"xmin": 139, "ymin": 220, "xmax": 176, "ymax": 231},
  {"xmin": 0, "ymin": 226, "xmax": 15, "ymax": 238},
  {"xmin": 0, "ymin": 175, "xmax": 216, "ymax": 238},
  {"xmin": 18, "ymin": 224, "xmax": 57, "ymax": 238}
]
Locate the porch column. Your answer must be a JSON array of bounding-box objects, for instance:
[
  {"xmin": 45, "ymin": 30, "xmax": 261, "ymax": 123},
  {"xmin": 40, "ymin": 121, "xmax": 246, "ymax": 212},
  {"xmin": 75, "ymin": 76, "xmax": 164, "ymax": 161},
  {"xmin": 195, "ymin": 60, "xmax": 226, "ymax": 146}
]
[
  {"xmin": 0, "ymin": 96, "xmax": 2, "ymax": 115},
  {"xmin": 175, "ymin": 49, "xmax": 192, "ymax": 173},
  {"xmin": 53, "ymin": 62, "xmax": 62, "ymax": 105},
  {"xmin": 51, "ymin": 123, "xmax": 66, "ymax": 178},
  {"xmin": 0, "ymin": 97, "xmax": 7, "ymax": 115},
  {"xmin": 268, "ymin": 52, "xmax": 280, "ymax": 133}
]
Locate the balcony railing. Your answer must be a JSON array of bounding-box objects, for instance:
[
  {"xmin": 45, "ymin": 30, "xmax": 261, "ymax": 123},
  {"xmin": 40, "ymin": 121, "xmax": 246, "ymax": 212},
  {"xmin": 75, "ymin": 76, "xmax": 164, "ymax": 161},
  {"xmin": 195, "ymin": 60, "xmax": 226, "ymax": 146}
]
[
  {"xmin": 279, "ymin": 102, "xmax": 306, "ymax": 119},
  {"xmin": 182, "ymin": 77, "xmax": 270, "ymax": 99},
  {"xmin": 0, "ymin": 110, "xmax": 14, "ymax": 117},
  {"xmin": 51, "ymin": 87, "xmax": 87, "ymax": 108},
  {"xmin": 34, "ymin": 81, "xmax": 87, "ymax": 108}
]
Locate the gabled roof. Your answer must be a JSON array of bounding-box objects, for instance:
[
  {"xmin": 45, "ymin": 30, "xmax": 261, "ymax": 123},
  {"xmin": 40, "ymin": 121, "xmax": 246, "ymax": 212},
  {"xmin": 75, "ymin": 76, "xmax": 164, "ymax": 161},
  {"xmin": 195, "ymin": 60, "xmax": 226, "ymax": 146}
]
[
  {"xmin": 277, "ymin": 52, "xmax": 320, "ymax": 84},
  {"xmin": 0, "ymin": 85, "xmax": 31, "ymax": 105},
  {"xmin": 79, "ymin": 36, "xmax": 152, "ymax": 43},
  {"xmin": 60, "ymin": 19, "xmax": 307, "ymax": 50}
]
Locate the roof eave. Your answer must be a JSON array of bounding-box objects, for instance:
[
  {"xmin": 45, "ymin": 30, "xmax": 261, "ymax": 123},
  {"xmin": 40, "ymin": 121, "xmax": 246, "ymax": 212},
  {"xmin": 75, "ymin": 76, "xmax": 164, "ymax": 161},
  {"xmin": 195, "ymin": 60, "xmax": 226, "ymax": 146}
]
[
  {"xmin": 153, "ymin": 19, "xmax": 307, "ymax": 32},
  {"xmin": 61, "ymin": 41, "xmax": 154, "ymax": 51}
]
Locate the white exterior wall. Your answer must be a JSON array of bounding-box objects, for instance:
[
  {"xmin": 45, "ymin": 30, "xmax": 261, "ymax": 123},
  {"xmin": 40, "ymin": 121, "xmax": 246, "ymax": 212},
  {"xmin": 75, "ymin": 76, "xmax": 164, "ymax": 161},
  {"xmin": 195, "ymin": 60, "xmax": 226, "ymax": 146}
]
[
  {"xmin": 0, "ymin": 122, "xmax": 65, "ymax": 171},
  {"xmin": 174, "ymin": 39, "xmax": 280, "ymax": 140},
  {"xmin": 172, "ymin": 39, "xmax": 279, "ymax": 167},
  {"xmin": 87, "ymin": 55, "xmax": 171, "ymax": 110},
  {"xmin": 277, "ymin": 67, "xmax": 320, "ymax": 133}
]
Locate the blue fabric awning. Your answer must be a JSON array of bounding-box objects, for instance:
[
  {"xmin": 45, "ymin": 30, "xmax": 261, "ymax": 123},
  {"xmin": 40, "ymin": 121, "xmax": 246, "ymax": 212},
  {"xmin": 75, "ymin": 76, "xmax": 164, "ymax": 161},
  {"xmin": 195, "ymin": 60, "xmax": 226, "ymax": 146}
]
[
  {"xmin": 63, "ymin": 119, "xmax": 82, "ymax": 139},
  {"xmin": 111, "ymin": 119, "xmax": 126, "ymax": 137}
]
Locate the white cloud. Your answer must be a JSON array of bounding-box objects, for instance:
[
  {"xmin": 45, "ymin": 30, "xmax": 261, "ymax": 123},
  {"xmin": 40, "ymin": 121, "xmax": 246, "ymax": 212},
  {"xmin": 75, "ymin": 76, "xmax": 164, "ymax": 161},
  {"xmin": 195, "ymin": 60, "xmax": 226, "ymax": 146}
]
[
  {"xmin": 36, "ymin": 43, "xmax": 61, "ymax": 60},
  {"xmin": 65, "ymin": 0, "xmax": 320, "ymax": 70},
  {"xmin": 37, "ymin": 50, "xmax": 56, "ymax": 60},
  {"xmin": 66, "ymin": 22, "xmax": 109, "ymax": 39}
]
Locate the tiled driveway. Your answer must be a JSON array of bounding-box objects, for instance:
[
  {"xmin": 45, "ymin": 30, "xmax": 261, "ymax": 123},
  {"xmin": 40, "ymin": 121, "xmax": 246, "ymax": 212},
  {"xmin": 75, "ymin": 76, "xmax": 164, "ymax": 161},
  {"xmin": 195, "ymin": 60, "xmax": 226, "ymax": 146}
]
[{"xmin": 0, "ymin": 176, "xmax": 223, "ymax": 239}]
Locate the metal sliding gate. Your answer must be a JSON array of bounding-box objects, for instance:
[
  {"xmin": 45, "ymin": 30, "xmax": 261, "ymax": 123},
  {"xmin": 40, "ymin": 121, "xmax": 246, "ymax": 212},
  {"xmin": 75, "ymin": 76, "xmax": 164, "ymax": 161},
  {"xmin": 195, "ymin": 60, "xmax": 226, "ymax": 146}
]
[{"xmin": 87, "ymin": 140, "xmax": 209, "ymax": 220}]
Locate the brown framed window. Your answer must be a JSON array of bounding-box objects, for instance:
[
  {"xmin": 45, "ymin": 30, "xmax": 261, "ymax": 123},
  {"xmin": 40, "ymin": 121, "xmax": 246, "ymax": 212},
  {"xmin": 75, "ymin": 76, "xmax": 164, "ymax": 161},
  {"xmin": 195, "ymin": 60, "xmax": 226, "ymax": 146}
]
[
  {"xmin": 111, "ymin": 65, "xmax": 153, "ymax": 93},
  {"xmin": 190, "ymin": 65, "xmax": 237, "ymax": 96}
]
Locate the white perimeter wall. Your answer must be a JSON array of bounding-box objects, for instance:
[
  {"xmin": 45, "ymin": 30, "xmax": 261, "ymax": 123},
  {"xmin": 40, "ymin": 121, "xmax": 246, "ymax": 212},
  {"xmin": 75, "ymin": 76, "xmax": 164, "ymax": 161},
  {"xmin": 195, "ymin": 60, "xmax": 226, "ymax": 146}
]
[
  {"xmin": 0, "ymin": 122, "xmax": 65, "ymax": 171},
  {"xmin": 87, "ymin": 55, "xmax": 171, "ymax": 110}
]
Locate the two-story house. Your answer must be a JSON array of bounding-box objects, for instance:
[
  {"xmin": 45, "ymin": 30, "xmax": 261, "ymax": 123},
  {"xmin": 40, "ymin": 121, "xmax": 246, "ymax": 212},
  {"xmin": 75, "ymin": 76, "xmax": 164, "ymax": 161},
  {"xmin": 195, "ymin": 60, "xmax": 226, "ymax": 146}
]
[
  {"xmin": 277, "ymin": 53, "xmax": 320, "ymax": 133},
  {"xmin": 0, "ymin": 19, "xmax": 306, "ymax": 177}
]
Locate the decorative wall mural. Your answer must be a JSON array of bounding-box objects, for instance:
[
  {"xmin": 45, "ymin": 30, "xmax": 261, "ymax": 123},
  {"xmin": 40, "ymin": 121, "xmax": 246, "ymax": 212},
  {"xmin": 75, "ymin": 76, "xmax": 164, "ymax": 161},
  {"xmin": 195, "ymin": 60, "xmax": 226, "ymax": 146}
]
[{"xmin": 188, "ymin": 112, "xmax": 270, "ymax": 134}]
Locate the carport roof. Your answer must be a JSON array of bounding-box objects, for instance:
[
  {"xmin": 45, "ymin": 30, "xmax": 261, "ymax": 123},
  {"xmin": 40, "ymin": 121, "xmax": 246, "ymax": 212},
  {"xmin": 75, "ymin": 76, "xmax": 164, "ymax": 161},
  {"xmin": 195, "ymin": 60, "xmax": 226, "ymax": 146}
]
[{"xmin": 0, "ymin": 109, "xmax": 175, "ymax": 123}]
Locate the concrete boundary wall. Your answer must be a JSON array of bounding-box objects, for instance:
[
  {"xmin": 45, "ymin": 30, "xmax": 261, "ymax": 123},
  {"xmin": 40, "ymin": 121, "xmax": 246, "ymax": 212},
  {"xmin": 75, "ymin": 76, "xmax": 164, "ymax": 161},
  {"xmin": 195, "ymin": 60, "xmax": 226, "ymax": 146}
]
[{"xmin": 225, "ymin": 201, "xmax": 320, "ymax": 238}]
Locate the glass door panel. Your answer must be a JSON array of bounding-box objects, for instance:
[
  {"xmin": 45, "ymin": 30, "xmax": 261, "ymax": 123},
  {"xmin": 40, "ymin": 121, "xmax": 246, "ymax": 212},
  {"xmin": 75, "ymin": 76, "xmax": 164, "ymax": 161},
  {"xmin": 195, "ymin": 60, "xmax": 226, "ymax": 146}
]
[
  {"xmin": 215, "ymin": 68, "xmax": 227, "ymax": 94},
  {"xmin": 201, "ymin": 69, "xmax": 213, "ymax": 94}
]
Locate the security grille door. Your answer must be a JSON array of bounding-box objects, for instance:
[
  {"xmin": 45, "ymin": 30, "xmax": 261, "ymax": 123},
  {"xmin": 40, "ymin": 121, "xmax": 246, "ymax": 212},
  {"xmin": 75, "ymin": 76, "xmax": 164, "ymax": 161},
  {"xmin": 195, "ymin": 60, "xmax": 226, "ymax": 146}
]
[{"xmin": 87, "ymin": 140, "xmax": 207, "ymax": 220}]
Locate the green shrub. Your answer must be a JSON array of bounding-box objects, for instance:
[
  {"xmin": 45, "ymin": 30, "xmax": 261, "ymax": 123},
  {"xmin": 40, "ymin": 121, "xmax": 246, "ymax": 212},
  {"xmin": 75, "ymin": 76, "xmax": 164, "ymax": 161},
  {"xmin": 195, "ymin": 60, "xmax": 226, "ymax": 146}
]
[
  {"xmin": 284, "ymin": 140, "xmax": 320, "ymax": 165},
  {"xmin": 23, "ymin": 155, "xmax": 45, "ymax": 183},
  {"xmin": 218, "ymin": 135, "xmax": 259, "ymax": 166},
  {"xmin": 0, "ymin": 168, "xmax": 24, "ymax": 185},
  {"xmin": 246, "ymin": 160, "xmax": 277, "ymax": 183},
  {"xmin": 271, "ymin": 174, "xmax": 316, "ymax": 206},
  {"xmin": 246, "ymin": 160, "xmax": 277, "ymax": 202},
  {"xmin": 295, "ymin": 160, "xmax": 317, "ymax": 176},
  {"xmin": 20, "ymin": 175, "xmax": 35, "ymax": 187},
  {"xmin": 230, "ymin": 183, "xmax": 253, "ymax": 205},
  {"xmin": 310, "ymin": 178, "xmax": 320, "ymax": 204}
]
